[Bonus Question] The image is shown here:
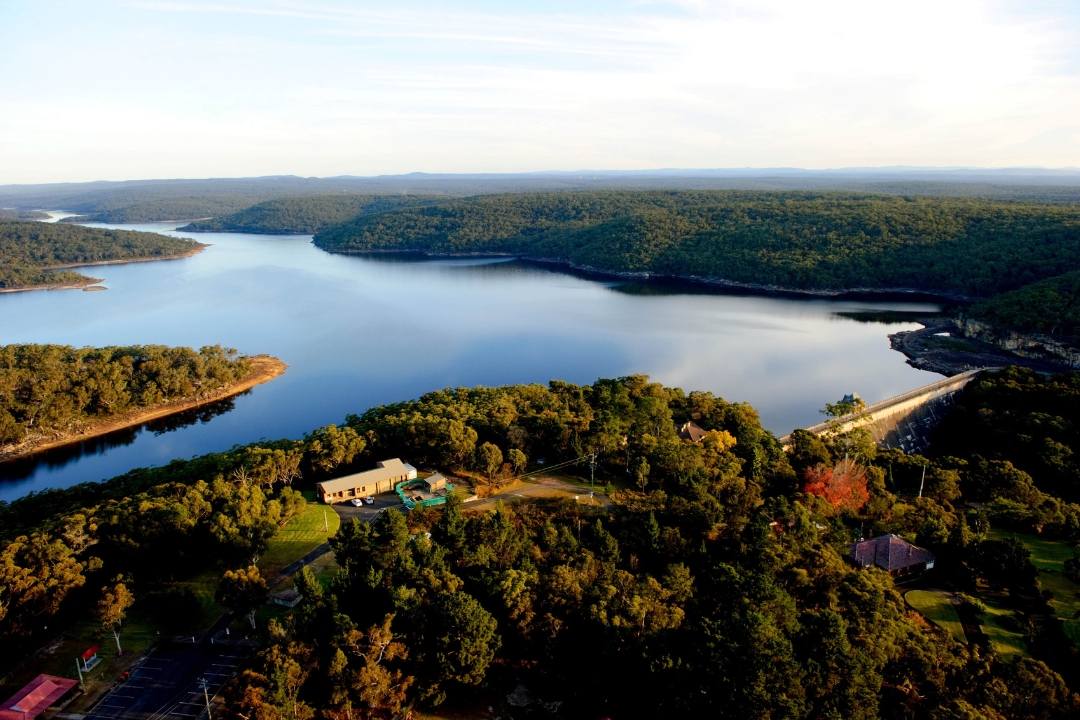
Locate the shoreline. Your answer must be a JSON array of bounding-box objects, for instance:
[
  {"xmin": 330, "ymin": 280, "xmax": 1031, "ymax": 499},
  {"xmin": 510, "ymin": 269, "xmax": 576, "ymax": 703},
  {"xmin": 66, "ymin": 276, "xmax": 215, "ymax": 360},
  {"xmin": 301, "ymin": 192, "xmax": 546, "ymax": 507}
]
[
  {"xmin": 0, "ymin": 245, "xmax": 207, "ymax": 294},
  {"xmin": 0, "ymin": 355, "xmax": 287, "ymax": 463},
  {"xmin": 318, "ymin": 247, "xmax": 978, "ymax": 303},
  {"xmin": 0, "ymin": 277, "xmax": 104, "ymax": 294},
  {"xmin": 45, "ymin": 243, "xmax": 208, "ymax": 269}
]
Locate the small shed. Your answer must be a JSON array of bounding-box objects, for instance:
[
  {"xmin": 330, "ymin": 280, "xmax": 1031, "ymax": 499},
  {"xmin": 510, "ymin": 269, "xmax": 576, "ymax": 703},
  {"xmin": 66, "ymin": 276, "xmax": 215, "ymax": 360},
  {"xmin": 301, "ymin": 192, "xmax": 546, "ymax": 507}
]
[
  {"xmin": 79, "ymin": 645, "xmax": 101, "ymax": 672},
  {"xmin": 0, "ymin": 675, "xmax": 79, "ymax": 720},
  {"xmin": 424, "ymin": 473, "xmax": 447, "ymax": 493},
  {"xmin": 272, "ymin": 589, "xmax": 303, "ymax": 608}
]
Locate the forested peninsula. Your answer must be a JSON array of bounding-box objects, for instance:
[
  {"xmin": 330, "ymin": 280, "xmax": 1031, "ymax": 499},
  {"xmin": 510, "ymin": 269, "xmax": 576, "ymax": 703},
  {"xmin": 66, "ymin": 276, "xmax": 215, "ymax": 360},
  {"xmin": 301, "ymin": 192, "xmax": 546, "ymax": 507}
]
[
  {"xmin": 313, "ymin": 190, "xmax": 1080, "ymax": 300},
  {"xmin": 178, "ymin": 193, "xmax": 439, "ymax": 234},
  {"xmin": 0, "ymin": 220, "xmax": 205, "ymax": 291},
  {"xmin": 0, "ymin": 344, "xmax": 285, "ymax": 459},
  {"xmin": 4, "ymin": 371, "xmax": 1080, "ymax": 717}
]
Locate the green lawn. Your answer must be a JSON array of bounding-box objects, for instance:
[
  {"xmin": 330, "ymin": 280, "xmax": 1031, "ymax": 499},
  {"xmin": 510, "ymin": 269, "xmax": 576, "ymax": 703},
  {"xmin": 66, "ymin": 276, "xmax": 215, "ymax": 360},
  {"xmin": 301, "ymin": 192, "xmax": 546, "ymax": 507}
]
[
  {"xmin": 979, "ymin": 594, "xmax": 1029, "ymax": 659},
  {"xmin": 905, "ymin": 590, "xmax": 967, "ymax": 644},
  {"xmin": 257, "ymin": 492, "xmax": 341, "ymax": 580},
  {"xmin": 987, "ymin": 529, "xmax": 1073, "ymax": 571},
  {"xmin": 987, "ymin": 528, "xmax": 1080, "ymax": 649}
]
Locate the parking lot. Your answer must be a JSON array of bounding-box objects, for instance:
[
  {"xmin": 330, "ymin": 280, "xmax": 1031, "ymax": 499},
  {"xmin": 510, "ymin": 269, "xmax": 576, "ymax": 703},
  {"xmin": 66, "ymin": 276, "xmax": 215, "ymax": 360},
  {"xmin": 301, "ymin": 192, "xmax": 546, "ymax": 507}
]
[
  {"xmin": 83, "ymin": 640, "xmax": 253, "ymax": 720},
  {"xmin": 330, "ymin": 490, "xmax": 406, "ymax": 524}
]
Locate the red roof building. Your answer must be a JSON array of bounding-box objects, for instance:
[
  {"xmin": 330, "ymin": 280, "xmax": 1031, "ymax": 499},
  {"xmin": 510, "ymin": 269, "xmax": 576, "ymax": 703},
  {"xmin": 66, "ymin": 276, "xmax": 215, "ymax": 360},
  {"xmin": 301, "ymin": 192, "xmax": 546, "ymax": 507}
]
[{"xmin": 0, "ymin": 675, "xmax": 78, "ymax": 720}]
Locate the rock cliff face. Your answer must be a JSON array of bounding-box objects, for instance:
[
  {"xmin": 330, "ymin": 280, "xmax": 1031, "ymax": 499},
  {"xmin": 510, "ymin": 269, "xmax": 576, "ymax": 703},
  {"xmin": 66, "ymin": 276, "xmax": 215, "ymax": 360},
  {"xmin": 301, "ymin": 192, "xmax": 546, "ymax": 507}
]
[{"xmin": 958, "ymin": 318, "xmax": 1080, "ymax": 368}]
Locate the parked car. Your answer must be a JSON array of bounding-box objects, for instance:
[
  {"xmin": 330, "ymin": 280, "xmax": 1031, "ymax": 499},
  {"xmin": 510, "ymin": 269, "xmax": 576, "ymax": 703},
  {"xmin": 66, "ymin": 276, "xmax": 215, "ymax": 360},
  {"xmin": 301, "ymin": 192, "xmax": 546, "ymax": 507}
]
[
  {"xmin": 363, "ymin": 496, "xmax": 375, "ymax": 504},
  {"xmin": 350, "ymin": 498, "xmax": 363, "ymax": 507}
]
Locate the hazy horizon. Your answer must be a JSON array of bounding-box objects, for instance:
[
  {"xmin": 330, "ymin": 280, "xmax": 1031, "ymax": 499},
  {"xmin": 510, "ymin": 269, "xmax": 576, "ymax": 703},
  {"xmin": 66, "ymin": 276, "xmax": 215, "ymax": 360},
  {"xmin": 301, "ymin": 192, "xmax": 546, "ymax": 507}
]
[{"xmin": 3, "ymin": 0, "xmax": 1079, "ymax": 184}]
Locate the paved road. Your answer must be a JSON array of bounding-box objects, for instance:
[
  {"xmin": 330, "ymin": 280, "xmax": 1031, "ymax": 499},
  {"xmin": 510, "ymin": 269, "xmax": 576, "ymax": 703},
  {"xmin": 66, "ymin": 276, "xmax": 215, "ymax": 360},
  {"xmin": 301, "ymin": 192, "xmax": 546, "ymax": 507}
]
[{"xmin": 82, "ymin": 640, "xmax": 253, "ymax": 720}]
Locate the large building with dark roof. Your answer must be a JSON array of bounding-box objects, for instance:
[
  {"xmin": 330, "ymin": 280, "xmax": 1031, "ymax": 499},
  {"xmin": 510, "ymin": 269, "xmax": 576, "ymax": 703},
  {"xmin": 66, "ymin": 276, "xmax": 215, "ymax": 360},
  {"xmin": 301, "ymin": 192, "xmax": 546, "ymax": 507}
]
[{"xmin": 848, "ymin": 534, "xmax": 936, "ymax": 578}]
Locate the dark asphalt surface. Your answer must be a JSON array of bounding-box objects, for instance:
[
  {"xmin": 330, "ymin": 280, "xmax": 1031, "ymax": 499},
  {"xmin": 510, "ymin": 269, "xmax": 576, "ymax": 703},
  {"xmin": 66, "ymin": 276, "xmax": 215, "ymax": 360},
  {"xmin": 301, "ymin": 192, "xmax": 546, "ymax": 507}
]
[
  {"xmin": 80, "ymin": 493, "xmax": 405, "ymax": 719},
  {"xmin": 83, "ymin": 639, "xmax": 252, "ymax": 720},
  {"xmin": 329, "ymin": 490, "xmax": 407, "ymax": 524}
]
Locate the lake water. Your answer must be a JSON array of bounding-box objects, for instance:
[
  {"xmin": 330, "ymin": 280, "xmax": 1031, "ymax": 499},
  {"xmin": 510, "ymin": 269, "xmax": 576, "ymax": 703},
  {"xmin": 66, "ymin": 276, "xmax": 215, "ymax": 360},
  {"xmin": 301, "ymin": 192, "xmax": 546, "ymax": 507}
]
[{"xmin": 0, "ymin": 222, "xmax": 941, "ymax": 502}]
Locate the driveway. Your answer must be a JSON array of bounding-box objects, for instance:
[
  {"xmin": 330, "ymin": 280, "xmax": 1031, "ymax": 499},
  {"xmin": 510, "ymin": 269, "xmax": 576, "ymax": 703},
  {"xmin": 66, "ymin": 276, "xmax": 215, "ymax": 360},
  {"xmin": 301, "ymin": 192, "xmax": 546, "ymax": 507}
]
[{"xmin": 464, "ymin": 477, "xmax": 613, "ymax": 513}]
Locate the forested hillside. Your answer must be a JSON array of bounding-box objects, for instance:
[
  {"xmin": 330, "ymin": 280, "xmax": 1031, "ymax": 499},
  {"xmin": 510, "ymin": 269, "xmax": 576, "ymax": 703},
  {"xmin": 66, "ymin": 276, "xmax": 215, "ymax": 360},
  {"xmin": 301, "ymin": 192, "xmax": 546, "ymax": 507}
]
[
  {"xmin": 59, "ymin": 196, "xmax": 276, "ymax": 223},
  {"xmin": 178, "ymin": 193, "xmax": 439, "ymax": 234},
  {"xmin": 3, "ymin": 373, "xmax": 1080, "ymax": 716},
  {"xmin": 969, "ymin": 271, "xmax": 1080, "ymax": 346},
  {"xmin": 0, "ymin": 220, "xmax": 203, "ymax": 289},
  {"xmin": 0, "ymin": 344, "xmax": 253, "ymax": 445},
  {"xmin": 0, "ymin": 209, "xmax": 49, "ymax": 220},
  {"xmin": 314, "ymin": 190, "xmax": 1080, "ymax": 299}
]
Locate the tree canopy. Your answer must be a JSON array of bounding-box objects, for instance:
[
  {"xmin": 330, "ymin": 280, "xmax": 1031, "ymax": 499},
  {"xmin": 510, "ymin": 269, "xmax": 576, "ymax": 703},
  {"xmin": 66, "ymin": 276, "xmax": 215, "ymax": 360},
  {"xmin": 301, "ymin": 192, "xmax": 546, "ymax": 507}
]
[
  {"xmin": 0, "ymin": 344, "xmax": 253, "ymax": 446},
  {"xmin": 313, "ymin": 190, "xmax": 1080, "ymax": 300},
  {"xmin": 0, "ymin": 220, "xmax": 202, "ymax": 290},
  {"xmin": 178, "ymin": 194, "xmax": 440, "ymax": 234}
]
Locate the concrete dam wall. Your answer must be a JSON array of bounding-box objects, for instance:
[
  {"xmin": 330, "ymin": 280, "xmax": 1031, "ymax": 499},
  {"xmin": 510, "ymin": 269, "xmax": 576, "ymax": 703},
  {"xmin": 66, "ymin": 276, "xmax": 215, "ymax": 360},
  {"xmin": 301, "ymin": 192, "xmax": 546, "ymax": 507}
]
[{"xmin": 778, "ymin": 368, "xmax": 988, "ymax": 455}]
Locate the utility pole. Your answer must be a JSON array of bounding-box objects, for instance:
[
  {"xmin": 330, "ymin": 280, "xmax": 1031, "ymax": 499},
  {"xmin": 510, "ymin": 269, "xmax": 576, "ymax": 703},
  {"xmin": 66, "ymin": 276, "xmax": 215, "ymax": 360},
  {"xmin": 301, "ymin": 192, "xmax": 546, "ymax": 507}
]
[
  {"xmin": 201, "ymin": 678, "xmax": 213, "ymax": 720},
  {"xmin": 323, "ymin": 509, "xmax": 328, "ymax": 534},
  {"xmin": 589, "ymin": 453, "xmax": 596, "ymax": 486},
  {"xmin": 918, "ymin": 464, "xmax": 927, "ymax": 499},
  {"xmin": 75, "ymin": 659, "xmax": 84, "ymax": 692}
]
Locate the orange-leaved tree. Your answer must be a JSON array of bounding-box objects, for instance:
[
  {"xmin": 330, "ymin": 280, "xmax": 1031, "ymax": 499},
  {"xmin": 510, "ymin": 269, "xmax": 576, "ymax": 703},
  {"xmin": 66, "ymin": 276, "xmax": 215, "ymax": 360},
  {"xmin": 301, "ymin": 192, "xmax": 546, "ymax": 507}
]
[{"xmin": 803, "ymin": 457, "xmax": 869, "ymax": 512}]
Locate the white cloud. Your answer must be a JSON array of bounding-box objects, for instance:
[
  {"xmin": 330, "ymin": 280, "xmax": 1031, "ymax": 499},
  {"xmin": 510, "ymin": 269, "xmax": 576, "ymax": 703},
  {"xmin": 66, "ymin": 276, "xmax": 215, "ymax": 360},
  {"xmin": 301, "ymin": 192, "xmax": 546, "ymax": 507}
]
[{"xmin": 0, "ymin": 0, "xmax": 1077, "ymax": 181}]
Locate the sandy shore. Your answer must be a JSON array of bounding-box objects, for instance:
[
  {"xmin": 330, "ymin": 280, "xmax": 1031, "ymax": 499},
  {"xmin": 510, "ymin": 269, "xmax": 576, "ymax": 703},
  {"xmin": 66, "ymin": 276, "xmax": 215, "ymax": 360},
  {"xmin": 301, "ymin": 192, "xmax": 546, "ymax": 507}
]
[{"xmin": 0, "ymin": 355, "xmax": 287, "ymax": 463}]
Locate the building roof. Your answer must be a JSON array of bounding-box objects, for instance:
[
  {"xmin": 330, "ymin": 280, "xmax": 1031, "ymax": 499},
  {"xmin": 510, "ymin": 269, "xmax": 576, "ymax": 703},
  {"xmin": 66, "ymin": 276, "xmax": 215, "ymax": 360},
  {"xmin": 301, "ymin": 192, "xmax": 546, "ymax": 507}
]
[
  {"xmin": 849, "ymin": 534, "xmax": 935, "ymax": 572},
  {"xmin": 80, "ymin": 645, "xmax": 99, "ymax": 661},
  {"xmin": 424, "ymin": 473, "xmax": 446, "ymax": 487},
  {"xmin": 317, "ymin": 459, "xmax": 409, "ymax": 494},
  {"xmin": 678, "ymin": 421, "xmax": 708, "ymax": 443},
  {"xmin": 0, "ymin": 675, "xmax": 78, "ymax": 720}
]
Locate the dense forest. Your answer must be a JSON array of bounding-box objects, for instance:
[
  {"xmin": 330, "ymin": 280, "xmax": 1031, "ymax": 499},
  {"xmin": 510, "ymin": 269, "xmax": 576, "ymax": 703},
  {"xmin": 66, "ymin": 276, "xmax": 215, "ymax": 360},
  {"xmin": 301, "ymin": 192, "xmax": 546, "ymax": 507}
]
[
  {"xmin": 5, "ymin": 175, "xmax": 1080, "ymax": 222},
  {"xmin": 0, "ymin": 220, "xmax": 203, "ymax": 289},
  {"xmin": 0, "ymin": 344, "xmax": 253, "ymax": 446},
  {"xmin": 0, "ymin": 209, "xmax": 49, "ymax": 220},
  {"xmin": 59, "ymin": 197, "xmax": 280, "ymax": 224},
  {"xmin": 177, "ymin": 194, "xmax": 439, "ymax": 234},
  {"xmin": 969, "ymin": 271, "xmax": 1080, "ymax": 346},
  {"xmin": 314, "ymin": 190, "xmax": 1080, "ymax": 300},
  {"xmin": 4, "ymin": 372, "xmax": 1079, "ymax": 717}
]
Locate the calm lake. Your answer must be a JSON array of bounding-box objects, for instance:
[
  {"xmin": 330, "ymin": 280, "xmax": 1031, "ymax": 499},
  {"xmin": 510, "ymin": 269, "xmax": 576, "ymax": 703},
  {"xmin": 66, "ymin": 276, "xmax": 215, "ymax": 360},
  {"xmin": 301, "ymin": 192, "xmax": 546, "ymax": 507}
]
[{"xmin": 0, "ymin": 222, "xmax": 942, "ymax": 502}]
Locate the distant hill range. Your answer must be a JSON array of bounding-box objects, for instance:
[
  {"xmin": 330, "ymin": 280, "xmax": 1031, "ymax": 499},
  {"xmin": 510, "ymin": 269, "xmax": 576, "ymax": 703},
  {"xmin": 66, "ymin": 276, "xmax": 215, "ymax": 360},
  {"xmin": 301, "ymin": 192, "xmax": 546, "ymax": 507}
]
[{"xmin": 2, "ymin": 168, "xmax": 1080, "ymax": 223}]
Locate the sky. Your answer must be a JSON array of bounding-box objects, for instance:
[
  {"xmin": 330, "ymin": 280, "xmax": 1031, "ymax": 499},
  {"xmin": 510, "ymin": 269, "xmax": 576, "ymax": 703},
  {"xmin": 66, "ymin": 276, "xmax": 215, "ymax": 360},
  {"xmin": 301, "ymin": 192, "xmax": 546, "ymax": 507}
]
[{"xmin": 1, "ymin": 0, "xmax": 1079, "ymax": 183}]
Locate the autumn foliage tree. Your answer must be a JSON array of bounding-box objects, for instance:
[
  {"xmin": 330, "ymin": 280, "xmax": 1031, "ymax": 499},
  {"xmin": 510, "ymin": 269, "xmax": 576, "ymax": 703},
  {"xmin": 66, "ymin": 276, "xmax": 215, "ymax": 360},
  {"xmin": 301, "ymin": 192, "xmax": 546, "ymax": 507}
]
[{"xmin": 803, "ymin": 458, "xmax": 869, "ymax": 513}]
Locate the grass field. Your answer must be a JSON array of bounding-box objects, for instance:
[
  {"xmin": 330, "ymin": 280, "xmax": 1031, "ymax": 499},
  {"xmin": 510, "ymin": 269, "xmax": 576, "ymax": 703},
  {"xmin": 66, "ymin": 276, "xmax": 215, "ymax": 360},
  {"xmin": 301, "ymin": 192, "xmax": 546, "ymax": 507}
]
[
  {"xmin": 257, "ymin": 491, "xmax": 341, "ymax": 579},
  {"xmin": 988, "ymin": 529, "xmax": 1074, "ymax": 571},
  {"xmin": 987, "ymin": 528, "xmax": 1080, "ymax": 648},
  {"xmin": 979, "ymin": 594, "xmax": 1029, "ymax": 659},
  {"xmin": 905, "ymin": 590, "xmax": 967, "ymax": 644}
]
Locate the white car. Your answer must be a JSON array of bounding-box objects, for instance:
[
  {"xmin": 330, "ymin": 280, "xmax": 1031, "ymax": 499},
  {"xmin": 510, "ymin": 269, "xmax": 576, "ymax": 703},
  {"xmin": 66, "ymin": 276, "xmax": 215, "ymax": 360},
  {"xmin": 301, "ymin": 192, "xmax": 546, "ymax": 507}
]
[
  {"xmin": 350, "ymin": 498, "xmax": 364, "ymax": 507},
  {"xmin": 363, "ymin": 496, "xmax": 375, "ymax": 505}
]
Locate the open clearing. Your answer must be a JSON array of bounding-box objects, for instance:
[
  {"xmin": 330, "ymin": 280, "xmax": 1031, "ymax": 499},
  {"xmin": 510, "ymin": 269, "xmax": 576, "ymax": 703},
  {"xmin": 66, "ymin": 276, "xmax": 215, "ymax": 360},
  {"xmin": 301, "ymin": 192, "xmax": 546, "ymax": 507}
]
[{"xmin": 906, "ymin": 590, "xmax": 967, "ymax": 644}]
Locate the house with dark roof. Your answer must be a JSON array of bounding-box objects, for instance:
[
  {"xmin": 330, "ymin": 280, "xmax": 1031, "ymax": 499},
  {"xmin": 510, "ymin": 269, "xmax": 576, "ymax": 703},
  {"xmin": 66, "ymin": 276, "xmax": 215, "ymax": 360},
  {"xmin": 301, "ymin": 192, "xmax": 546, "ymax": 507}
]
[
  {"xmin": 848, "ymin": 534, "xmax": 936, "ymax": 578},
  {"xmin": 678, "ymin": 421, "xmax": 708, "ymax": 443}
]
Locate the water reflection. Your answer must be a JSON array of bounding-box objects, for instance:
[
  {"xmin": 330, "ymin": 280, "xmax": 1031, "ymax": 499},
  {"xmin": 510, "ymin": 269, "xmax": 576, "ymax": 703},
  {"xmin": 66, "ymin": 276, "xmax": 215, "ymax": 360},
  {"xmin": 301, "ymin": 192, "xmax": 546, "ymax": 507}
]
[
  {"xmin": 0, "ymin": 222, "xmax": 944, "ymax": 501},
  {"xmin": 0, "ymin": 395, "xmax": 241, "ymax": 483}
]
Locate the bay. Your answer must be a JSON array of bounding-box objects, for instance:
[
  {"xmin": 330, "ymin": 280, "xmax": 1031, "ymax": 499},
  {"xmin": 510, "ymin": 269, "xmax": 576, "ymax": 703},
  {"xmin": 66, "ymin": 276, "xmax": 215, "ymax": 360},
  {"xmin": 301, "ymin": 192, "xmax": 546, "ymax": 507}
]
[{"xmin": 0, "ymin": 222, "xmax": 940, "ymax": 502}]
